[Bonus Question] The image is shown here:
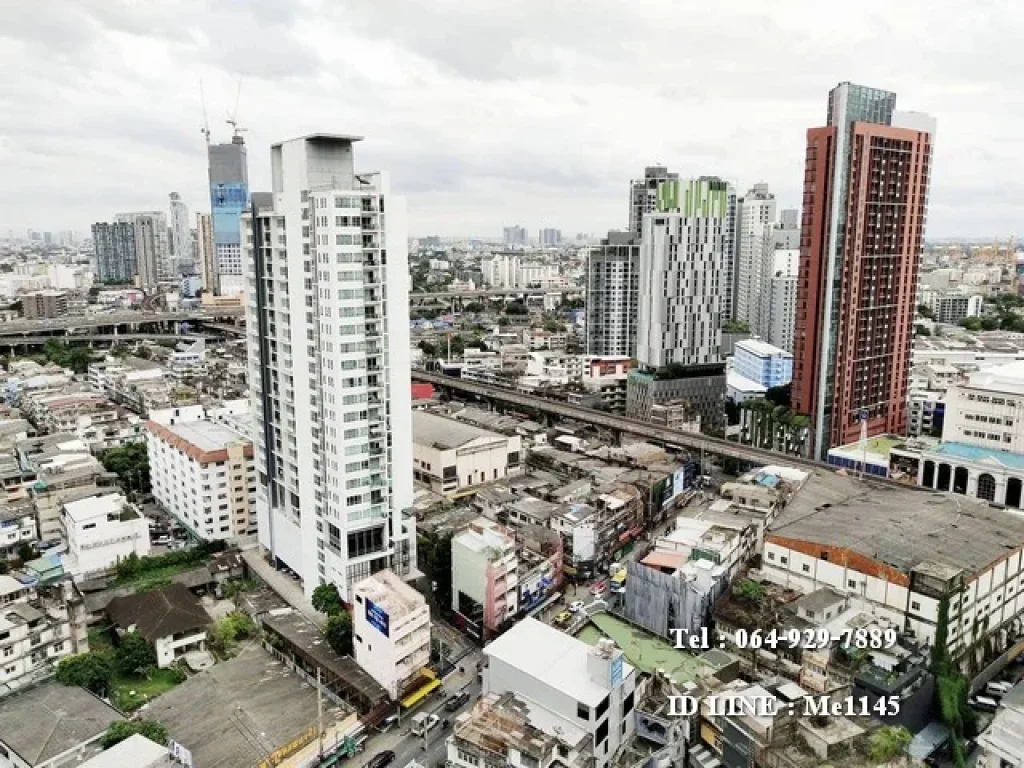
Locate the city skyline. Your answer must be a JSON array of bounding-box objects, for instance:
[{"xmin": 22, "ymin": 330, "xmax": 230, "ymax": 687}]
[{"xmin": 2, "ymin": 0, "xmax": 1021, "ymax": 238}]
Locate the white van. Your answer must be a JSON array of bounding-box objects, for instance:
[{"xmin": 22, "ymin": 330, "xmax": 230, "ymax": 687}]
[
  {"xmin": 971, "ymin": 695, "xmax": 999, "ymax": 712},
  {"xmin": 986, "ymin": 681, "xmax": 1013, "ymax": 696},
  {"xmin": 410, "ymin": 713, "xmax": 440, "ymax": 737}
]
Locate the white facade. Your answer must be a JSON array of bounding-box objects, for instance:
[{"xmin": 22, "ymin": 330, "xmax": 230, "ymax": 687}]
[
  {"xmin": 61, "ymin": 493, "xmax": 149, "ymax": 578},
  {"xmin": 0, "ymin": 578, "xmax": 76, "ymax": 693},
  {"xmin": 352, "ymin": 569, "xmax": 430, "ymax": 700},
  {"xmin": 412, "ymin": 412, "xmax": 521, "ymax": 495},
  {"xmin": 168, "ymin": 193, "xmax": 190, "ymax": 269},
  {"xmin": 941, "ymin": 363, "xmax": 1024, "ymax": 452},
  {"xmin": 735, "ymin": 184, "xmax": 776, "ymax": 330},
  {"xmin": 759, "ymin": 249, "xmax": 799, "ymax": 353},
  {"xmin": 484, "ymin": 619, "xmax": 636, "ymax": 768},
  {"xmin": 635, "ymin": 179, "xmax": 731, "ymax": 368},
  {"xmin": 147, "ymin": 418, "xmax": 256, "ymax": 541},
  {"xmin": 0, "ymin": 507, "xmax": 37, "ymax": 556},
  {"xmin": 244, "ymin": 133, "xmax": 415, "ymax": 601}
]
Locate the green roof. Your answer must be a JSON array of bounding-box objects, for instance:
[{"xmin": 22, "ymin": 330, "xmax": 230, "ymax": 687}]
[{"xmin": 576, "ymin": 613, "xmax": 714, "ymax": 684}]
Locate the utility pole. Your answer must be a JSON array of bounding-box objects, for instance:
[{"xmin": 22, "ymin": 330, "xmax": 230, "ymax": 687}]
[{"xmin": 317, "ymin": 667, "xmax": 324, "ymax": 759}]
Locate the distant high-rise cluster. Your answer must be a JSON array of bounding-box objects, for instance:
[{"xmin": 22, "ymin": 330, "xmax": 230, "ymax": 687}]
[
  {"xmin": 502, "ymin": 225, "xmax": 528, "ymax": 246},
  {"xmin": 538, "ymin": 228, "xmax": 561, "ymax": 246},
  {"xmin": 792, "ymin": 82, "xmax": 935, "ymax": 459},
  {"xmin": 113, "ymin": 211, "xmax": 170, "ymax": 290},
  {"xmin": 168, "ymin": 192, "xmax": 191, "ymax": 273}
]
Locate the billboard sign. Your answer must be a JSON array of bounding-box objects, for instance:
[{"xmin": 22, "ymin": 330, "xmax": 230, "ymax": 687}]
[
  {"xmin": 609, "ymin": 654, "xmax": 623, "ymax": 687},
  {"xmin": 365, "ymin": 597, "xmax": 390, "ymax": 638}
]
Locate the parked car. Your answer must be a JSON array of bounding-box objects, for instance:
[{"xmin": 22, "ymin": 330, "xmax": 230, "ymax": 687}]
[
  {"xmin": 553, "ymin": 610, "xmax": 572, "ymax": 626},
  {"xmin": 367, "ymin": 751, "xmax": 395, "ymax": 768},
  {"xmin": 411, "ymin": 713, "xmax": 440, "ymax": 736},
  {"xmin": 590, "ymin": 581, "xmax": 607, "ymax": 597},
  {"xmin": 969, "ymin": 695, "xmax": 999, "ymax": 712},
  {"xmin": 568, "ymin": 600, "xmax": 585, "ymax": 613},
  {"xmin": 445, "ymin": 691, "xmax": 471, "ymax": 711}
]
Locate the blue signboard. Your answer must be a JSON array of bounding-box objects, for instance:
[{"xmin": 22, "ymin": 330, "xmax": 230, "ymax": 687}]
[
  {"xmin": 365, "ymin": 597, "xmax": 390, "ymax": 638},
  {"xmin": 609, "ymin": 654, "xmax": 623, "ymax": 687}
]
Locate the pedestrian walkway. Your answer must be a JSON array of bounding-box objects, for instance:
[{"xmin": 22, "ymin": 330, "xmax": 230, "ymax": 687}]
[{"xmin": 241, "ymin": 548, "xmax": 324, "ymax": 628}]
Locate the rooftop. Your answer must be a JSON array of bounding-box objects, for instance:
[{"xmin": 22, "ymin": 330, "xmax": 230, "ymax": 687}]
[
  {"xmin": 106, "ymin": 583, "xmax": 211, "ymax": 642},
  {"xmin": 413, "ymin": 411, "xmax": 504, "ymax": 450},
  {"xmin": 726, "ymin": 371, "xmax": 767, "ymax": 394},
  {"xmin": 769, "ymin": 470, "xmax": 1024, "ymax": 576},
  {"xmin": 927, "ymin": 440, "xmax": 1024, "ymax": 471},
  {"xmin": 63, "ymin": 492, "xmax": 138, "ymax": 522},
  {"xmin": 485, "ymin": 618, "xmax": 633, "ymax": 707},
  {"xmin": 145, "ymin": 644, "xmax": 331, "ymax": 768},
  {"xmin": 145, "ymin": 419, "xmax": 252, "ymax": 464},
  {"xmin": 579, "ymin": 613, "xmax": 717, "ymax": 684},
  {"xmin": 0, "ymin": 682, "xmax": 124, "ymax": 765},
  {"xmin": 734, "ymin": 339, "xmax": 793, "ymax": 359},
  {"xmin": 77, "ymin": 733, "xmax": 175, "ymax": 768},
  {"xmin": 352, "ymin": 568, "xmax": 427, "ymax": 616},
  {"xmin": 454, "ymin": 692, "xmax": 560, "ymax": 761}
]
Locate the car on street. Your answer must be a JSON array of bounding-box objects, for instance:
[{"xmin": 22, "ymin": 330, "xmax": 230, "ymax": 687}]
[
  {"xmin": 568, "ymin": 600, "xmax": 585, "ymax": 613},
  {"xmin": 553, "ymin": 610, "xmax": 572, "ymax": 626},
  {"xmin": 445, "ymin": 691, "xmax": 471, "ymax": 711},
  {"xmin": 590, "ymin": 582, "xmax": 607, "ymax": 597},
  {"xmin": 411, "ymin": 713, "xmax": 441, "ymax": 736},
  {"xmin": 367, "ymin": 751, "xmax": 395, "ymax": 768}
]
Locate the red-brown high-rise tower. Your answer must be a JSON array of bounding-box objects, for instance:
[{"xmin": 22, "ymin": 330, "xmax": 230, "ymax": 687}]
[{"xmin": 792, "ymin": 83, "xmax": 934, "ymax": 460}]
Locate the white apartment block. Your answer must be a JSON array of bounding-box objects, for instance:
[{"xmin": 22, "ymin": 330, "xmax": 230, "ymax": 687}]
[
  {"xmin": 484, "ymin": 619, "xmax": 636, "ymax": 768},
  {"xmin": 636, "ymin": 178, "xmax": 732, "ymax": 368},
  {"xmin": 759, "ymin": 249, "xmax": 799, "ymax": 353},
  {"xmin": 168, "ymin": 192, "xmax": 190, "ymax": 267},
  {"xmin": 412, "ymin": 412, "xmax": 521, "ymax": 496},
  {"xmin": 735, "ymin": 183, "xmax": 776, "ymax": 330},
  {"xmin": 0, "ymin": 506, "xmax": 37, "ymax": 557},
  {"xmin": 584, "ymin": 232, "xmax": 638, "ymax": 358},
  {"xmin": 243, "ymin": 134, "xmax": 415, "ymax": 601},
  {"xmin": 61, "ymin": 493, "xmax": 150, "ymax": 578},
  {"xmin": 0, "ymin": 577, "xmax": 78, "ymax": 693},
  {"xmin": 352, "ymin": 569, "xmax": 430, "ymax": 700},
  {"xmin": 146, "ymin": 418, "xmax": 256, "ymax": 541}
]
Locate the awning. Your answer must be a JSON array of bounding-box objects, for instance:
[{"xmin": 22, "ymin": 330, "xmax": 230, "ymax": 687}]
[{"xmin": 400, "ymin": 678, "xmax": 441, "ymax": 709}]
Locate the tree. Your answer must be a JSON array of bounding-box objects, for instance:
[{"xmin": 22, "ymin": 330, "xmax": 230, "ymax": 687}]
[
  {"xmin": 868, "ymin": 725, "xmax": 912, "ymax": 763},
  {"xmin": 722, "ymin": 319, "xmax": 749, "ymax": 333},
  {"xmin": 959, "ymin": 316, "xmax": 983, "ymax": 332},
  {"xmin": 312, "ymin": 583, "xmax": 343, "ymax": 616},
  {"xmin": 764, "ymin": 383, "xmax": 792, "ymax": 410},
  {"xmin": 915, "ymin": 323, "xmax": 932, "ymax": 337},
  {"xmin": 504, "ymin": 301, "xmax": 528, "ymax": 316},
  {"xmin": 544, "ymin": 319, "xmax": 566, "ymax": 333},
  {"xmin": 16, "ymin": 541, "xmax": 35, "ymax": 564},
  {"xmin": 115, "ymin": 631, "xmax": 156, "ymax": 676},
  {"xmin": 917, "ymin": 303, "xmax": 935, "ymax": 319},
  {"xmin": 418, "ymin": 340, "xmax": 437, "ymax": 358},
  {"xmin": 101, "ymin": 720, "xmax": 169, "ymax": 750},
  {"xmin": 732, "ymin": 579, "xmax": 766, "ymax": 602},
  {"xmin": 101, "ymin": 442, "xmax": 150, "ymax": 495},
  {"xmin": 324, "ymin": 612, "xmax": 353, "ymax": 656},
  {"xmin": 56, "ymin": 652, "xmax": 113, "ymax": 696},
  {"xmin": 0, "ymin": 558, "xmax": 8, "ymax": 575},
  {"xmin": 209, "ymin": 611, "xmax": 257, "ymax": 655},
  {"xmin": 464, "ymin": 302, "xmax": 485, "ymax": 313},
  {"xmin": 980, "ymin": 315, "xmax": 1000, "ymax": 331}
]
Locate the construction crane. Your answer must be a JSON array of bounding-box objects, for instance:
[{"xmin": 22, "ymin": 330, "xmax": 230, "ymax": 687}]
[
  {"xmin": 226, "ymin": 75, "xmax": 246, "ymax": 140},
  {"xmin": 199, "ymin": 79, "xmax": 211, "ymax": 145}
]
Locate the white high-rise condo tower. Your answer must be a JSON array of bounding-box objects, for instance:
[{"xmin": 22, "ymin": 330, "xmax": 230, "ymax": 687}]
[{"xmin": 243, "ymin": 134, "xmax": 416, "ymax": 601}]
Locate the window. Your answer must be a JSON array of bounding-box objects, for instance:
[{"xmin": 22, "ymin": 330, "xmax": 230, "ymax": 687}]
[
  {"xmin": 595, "ymin": 696, "xmax": 609, "ymax": 719},
  {"xmin": 767, "ymin": 552, "xmax": 775, "ymax": 561},
  {"xmin": 595, "ymin": 720, "xmax": 609, "ymax": 746},
  {"xmin": 623, "ymin": 691, "xmax": 634, "ymax": 715},
  {"xmin": 848, "ymin": 579, "xmax": 857, "ymax": 588},
  {"xmin": 802, "ymin": 564, "xmax": 811, "ymax": 573},
  {"xmin": 911, "ymin": 601, "xmax": 921, "ymax": 611},
  {"xmin": 577, "ymin": 702, "xmax": 590, "ymax": 721}
]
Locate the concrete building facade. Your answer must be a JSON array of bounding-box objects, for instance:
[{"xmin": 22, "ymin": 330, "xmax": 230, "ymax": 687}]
[
  {"xmin": 451, "ymin": 518, "xmax": 518, "ymax": 639},
  {"xmin": 244, "ymin": 133, "xmax": 415, "ymax": 601},
  {"xmin": 61, "ymin": 492, "xmax": 150, "ymax": 578},
  {"xmin": 115, "ymin": 211, "xmax": 169, "ymax": 290},
  {"xmin": 90, "ymin": 222, "xmax": 136, "ymax": 283},
  {"xmin": 352, "ymin": 569, "xmax": 431, "ymax": 700},
  {"xmin": 792, "ymin": 82, "xmax": 935, "ymax": 459},
  {"xmin": 735, "ymin": 183, "xmax": 776, "ymax": 331},
  {"xmin": 585, "ymin": 232, "xmax": 638, "ymax": 358},
  {"xmin": 412, "ymin": 411, "xmax": 521, "ymax": 496}
]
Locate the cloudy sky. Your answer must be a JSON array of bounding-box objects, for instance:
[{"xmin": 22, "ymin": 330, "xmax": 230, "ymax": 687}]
[{"xmin": 1, "ymin": 0, "xmax": 1020, "ymax": 239}]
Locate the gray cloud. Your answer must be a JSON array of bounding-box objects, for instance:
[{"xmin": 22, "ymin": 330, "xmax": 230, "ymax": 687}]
[{"xmin": 0, "ymin": 0, "xmax": 1021, "ymax": 238}]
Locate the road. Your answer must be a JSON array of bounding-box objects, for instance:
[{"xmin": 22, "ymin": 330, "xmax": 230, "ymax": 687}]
[{"xmin": 359, "ymin": 650, "xmax": 483, "ymax": 768}]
